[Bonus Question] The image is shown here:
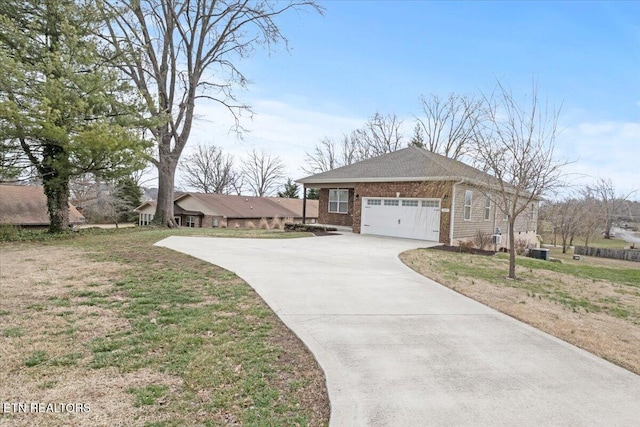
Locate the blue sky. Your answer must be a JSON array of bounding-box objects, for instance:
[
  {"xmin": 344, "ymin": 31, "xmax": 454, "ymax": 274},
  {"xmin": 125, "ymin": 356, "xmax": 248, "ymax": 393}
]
[{"xmin": 185, "ymin": 0, "xmax": 640, "ymax": 197}]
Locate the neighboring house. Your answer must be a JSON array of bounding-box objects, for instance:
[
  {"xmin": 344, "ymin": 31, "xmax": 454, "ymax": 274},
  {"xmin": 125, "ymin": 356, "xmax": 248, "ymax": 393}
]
[
  {"xmin": 0, "ymin": 184, "xmax": 85, "ymax": 228},
  {"xmin": 296, "ymin": 146, "xmax": 539, "ymax": 248},
  {"xmin": 135, "ymin": 193, "xmax": 319, "ymax": 228}
]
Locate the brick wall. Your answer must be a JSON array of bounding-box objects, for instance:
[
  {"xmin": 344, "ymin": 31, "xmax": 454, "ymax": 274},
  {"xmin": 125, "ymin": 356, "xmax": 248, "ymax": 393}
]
[
  {"xmin": 316, "ymin": 181, "xmax": 453, "ymax": 243},
  {"xmin": 318, "ymin": 188, "xmax": 355, "ymax": 227},
  {"xmin": 352, "ymin": 181, "xmax": 453, "ymax": 243}
]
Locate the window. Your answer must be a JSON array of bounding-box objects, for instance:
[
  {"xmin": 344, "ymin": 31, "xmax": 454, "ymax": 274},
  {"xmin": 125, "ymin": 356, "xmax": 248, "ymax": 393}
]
[
  {"xmin": 186, "ymin": 216, "xmax": 196, "ymax": 228},
  {"xmin": 402, "ymin": 200, "xmax": 419, "ymax": 207},
  {"xmin": 384, "ymin": 199, "xmax": 399, "ymax": 206},
  {"xmin": 367, "ymin": 199, "xmax": 381, "ymax": 206},
  {"xmin": 422, "ymin": 200, "xmax": 440, "ymax": 208},
  {"xmin": 484, "ymin": 196, "xmax": 491, "ymax": 221},
  {"xmin": 530, "ymin": 204, "xmax": 535, "ymax": 220},
  {"xmin": 464, "ymin": 190, "xmax": 472, "ymax": 220},
  {"xmin": 329, "ymin": 189, "xmax": 349, "ymax": 214}
]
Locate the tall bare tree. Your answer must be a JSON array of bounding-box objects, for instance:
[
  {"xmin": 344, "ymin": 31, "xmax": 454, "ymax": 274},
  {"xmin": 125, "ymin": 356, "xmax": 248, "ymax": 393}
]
[
  {"xmin": 98, "ymin": 0, "xmax": 321, "ymax": 226},
  {"xmin": 587, "ymin": 178, "xmax": 637, "ymax": 239},
  {"xmin": 241, "ymin": 148, "xmax": 285, "ymax": 197},
  {"xmin": 352, "ymin": 112, "xmax": 404, "ymax": 157},
  {"xmin": 417, "ymin": 93, "xmax": 484, "ymax": 160},
  {"xmin": 179, "ymin": 144, "xmax": 235, "ymax": 194},
  {"xmin": 303, "ymin": 112, "xmax": 403, "ymax": 174},
  {"xmin": 473, "ymin": 82, "xmax": 565, "ymax": 279}
]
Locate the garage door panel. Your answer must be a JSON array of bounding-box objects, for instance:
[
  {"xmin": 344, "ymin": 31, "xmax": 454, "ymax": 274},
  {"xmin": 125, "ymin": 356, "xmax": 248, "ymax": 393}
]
[{"xmin": 361, "ymin": 198, "xmax": 440, "ymax": 241}]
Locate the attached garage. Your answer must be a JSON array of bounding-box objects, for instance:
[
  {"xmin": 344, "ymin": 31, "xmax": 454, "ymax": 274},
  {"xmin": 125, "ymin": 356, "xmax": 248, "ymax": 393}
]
[{"xmin": 361, "ymin": 197, "xmax": 441, "ymax": 241}]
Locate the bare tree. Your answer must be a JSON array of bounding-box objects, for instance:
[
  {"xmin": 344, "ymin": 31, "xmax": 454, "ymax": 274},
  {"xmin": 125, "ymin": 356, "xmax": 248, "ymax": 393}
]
[
  {"xmin": 179, "ymin": 144, "xmax": 235, "ymax": 194},
  {"xmin": 303, "ymin": 112, "xmax": 403, "ymax": 174},
  {"xmin": 587, "ymin": 178, "xmax": 637, "ymax": 239},
  {"xmin": 303, "ymin": 137, "xmax": 339, "ymax": 174},
  {"xmin": 97, "ymin": 0, "xmax": 321, "ymax": 226},
  {"xmin": 352, "ymin": 112, "xmax": 404, "ymax": 157},
  {"xmin": 473, "ymin": 82, "xmax": 565, "ymax": 279},
  {"xmin": 549, "ymin": 197, "xmax": 583, "ymax": 253},
  {"xmin": 241, "ymin": 149, "xmax": 285, "ymax": 197},
  {"xmin": 417, "ymin": 93, "xmax": 484, "ymax": 160}
]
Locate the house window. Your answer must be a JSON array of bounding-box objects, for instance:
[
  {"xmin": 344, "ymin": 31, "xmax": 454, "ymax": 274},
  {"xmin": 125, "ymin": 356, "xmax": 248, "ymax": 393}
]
[
  {"xmin": 213, "ymin": 218, "xmax": 219, "ymax": 228},
  {"xmin": 422, "ymin": 200, "xmax": 440, "ymax": 208},
  {"xmin": 484, "ymin": 196, "xmax": 491, "ymax": 221},
  {"xmin": 186, "ymin": 216, "xmax": 196, "ymax": 228},
  {"xmin": 367, "ymin": 199, "xmax": 381, "ymax": 206},
  {"xmin": 530, "ymin": 204, "xmax": 535, "ymax": 220},
  {"xmin": 329, "ymin": 189, "xmax": 349, "ymax": 214},
  {"xmin": 402, "ymin": 200, "xmax": 419, "ymax": 207},
  {"xmin": 384, "ymin": 199, "xmax": 399, "ymax": 206},
  {"xmin": 464, "ymin": 190, "xmax": 472, "ymax": 220}
]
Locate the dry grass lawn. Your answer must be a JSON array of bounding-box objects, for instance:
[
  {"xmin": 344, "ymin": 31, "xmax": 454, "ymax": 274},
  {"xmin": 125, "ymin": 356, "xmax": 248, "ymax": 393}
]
[
  {"xmin": 0, "ymin": 228, "xmax": 329, "ymax": 426},
  {"xmin": 400, "ymin": 248, "xmax": 640, "ymax": 375}
]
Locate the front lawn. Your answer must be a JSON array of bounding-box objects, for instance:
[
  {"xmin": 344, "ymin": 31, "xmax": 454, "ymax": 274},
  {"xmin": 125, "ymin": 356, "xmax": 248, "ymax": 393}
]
[
  {"xmin": 0, "ymin": 228, "xmax": 329, "ymax": 426},
  {"xmin": 400, "ymin": 248, "xmax": 640, "ymax": 375}
]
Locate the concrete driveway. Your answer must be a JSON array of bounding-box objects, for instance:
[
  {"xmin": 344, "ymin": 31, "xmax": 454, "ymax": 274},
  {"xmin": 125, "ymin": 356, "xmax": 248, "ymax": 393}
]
[{"xmin": 156, "ymin": 233, "xmax": 640, "ymax": 426}]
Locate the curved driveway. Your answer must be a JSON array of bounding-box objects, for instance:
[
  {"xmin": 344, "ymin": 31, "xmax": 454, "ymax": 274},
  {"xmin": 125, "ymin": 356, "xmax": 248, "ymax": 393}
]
[{"xmin": 157, "ymin": 233, "xmax": 640, "ymax": 426}]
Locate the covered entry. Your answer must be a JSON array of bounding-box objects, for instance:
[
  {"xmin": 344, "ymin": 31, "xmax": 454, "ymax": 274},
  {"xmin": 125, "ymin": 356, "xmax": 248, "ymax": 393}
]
[{"xmin": 361, "ymin": 197, "xmax": 441, "ymax": 241}]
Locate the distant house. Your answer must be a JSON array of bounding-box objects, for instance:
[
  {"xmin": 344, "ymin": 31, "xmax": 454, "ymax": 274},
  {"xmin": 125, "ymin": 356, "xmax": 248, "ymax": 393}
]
[
  {"xmin": 135, "ymin": 193, "xmax": 319, "ymax": 228},
  {"xmin": 297, "ymin": 146, "xmax": 539, "ymax": 248},
  {"xmin": 0, "ymin": 184, "xmax": 85, "ymax": 228}
]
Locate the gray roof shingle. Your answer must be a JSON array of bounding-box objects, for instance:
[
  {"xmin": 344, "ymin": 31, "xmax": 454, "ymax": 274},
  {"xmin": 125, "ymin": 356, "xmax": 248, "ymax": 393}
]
[{"xmin": 296, "ymin": 146, "xmax": 494, "ymax": 185}]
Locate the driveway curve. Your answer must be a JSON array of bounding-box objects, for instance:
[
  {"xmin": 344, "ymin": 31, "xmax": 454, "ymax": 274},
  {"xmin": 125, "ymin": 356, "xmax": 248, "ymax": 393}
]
[{"xmin": 156, "ymin": 233, "xmax": 640, "ymax": 426}]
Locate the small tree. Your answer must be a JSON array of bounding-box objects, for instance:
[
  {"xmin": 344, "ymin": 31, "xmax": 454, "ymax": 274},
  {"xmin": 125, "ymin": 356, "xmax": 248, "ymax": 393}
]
[
  {"xmin": 306, "ymin": 188, "xmax": 319, "ymax": 200},
  {"xmin": 278, "ymin": 178, "xmax": 299, "ymax": 198},
  {"xmin": 473, "ymin": 82, "xmax": 565, "ymax": 279},
  {"xmin": 408, "ymin": 122, "xmax": 425, "ymax": 148}
]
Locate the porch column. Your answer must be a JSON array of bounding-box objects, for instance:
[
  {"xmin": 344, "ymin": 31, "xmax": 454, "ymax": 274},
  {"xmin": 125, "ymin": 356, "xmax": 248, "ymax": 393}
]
[{"xmin": 302, "ymin": 184, "xmax": 307, "ymax": 224}]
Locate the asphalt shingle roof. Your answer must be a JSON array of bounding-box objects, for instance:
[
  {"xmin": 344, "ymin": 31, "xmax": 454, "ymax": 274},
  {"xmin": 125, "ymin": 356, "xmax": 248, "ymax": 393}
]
[
  {"xmin": 0, "ymin": 184, "xmax": 85, "ymax": 226},
  {"xmin": 297, "ymin": 146, "xmax": 494, "ymax": 185}
]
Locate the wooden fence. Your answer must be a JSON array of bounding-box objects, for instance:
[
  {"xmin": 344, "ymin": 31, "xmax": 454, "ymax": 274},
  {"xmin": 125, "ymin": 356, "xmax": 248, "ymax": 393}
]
[{"xmin": 574, "ymin": 246, "xmax": 640, "ymax": 262}]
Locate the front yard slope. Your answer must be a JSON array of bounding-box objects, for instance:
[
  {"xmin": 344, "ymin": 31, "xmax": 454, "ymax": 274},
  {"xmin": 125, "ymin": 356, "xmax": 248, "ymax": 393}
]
[
  {"xmin": 400, "ymin": 248, "xmax": 640, "ymax": 375},
  {"xmin": 0, "ymin": 229, "xmax": 329, "ymax": 426}
]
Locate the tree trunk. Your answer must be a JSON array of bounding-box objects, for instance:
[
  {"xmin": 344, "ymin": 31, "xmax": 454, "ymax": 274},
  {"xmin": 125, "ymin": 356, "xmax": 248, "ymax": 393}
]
[
  {"xmin": 154, "ymin": 151, "xmax": 178, "ymax": 227},
  {"xmin": 508, "ymin": 219, "xmax": 516, "ymax": 279},
  {"xmin": 43, "ymin": 175, "xmax": 70, "ymax": 233},
  {"xmin": 41, "ymin": 143, "xmax": 71, "ymax": 233}
]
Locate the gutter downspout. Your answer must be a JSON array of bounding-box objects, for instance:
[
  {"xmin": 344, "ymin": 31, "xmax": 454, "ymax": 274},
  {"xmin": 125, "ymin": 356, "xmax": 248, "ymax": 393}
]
[{"xmin": 449, "ymin": 180, "xmax": 464, "ymax": 246}]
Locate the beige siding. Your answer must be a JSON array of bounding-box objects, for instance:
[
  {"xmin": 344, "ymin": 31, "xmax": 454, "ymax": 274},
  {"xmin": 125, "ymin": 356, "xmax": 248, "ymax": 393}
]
[
  {"xmin": 452, "ymin": 184, "xmax": 539, "ymax": 249},
  {"xmin": 452, "ymin": 184, "xmax": 501, "ymax": 242},
  {"xmin": 175, "ymin": 196, "xmax": 216, "ymax": 215}
]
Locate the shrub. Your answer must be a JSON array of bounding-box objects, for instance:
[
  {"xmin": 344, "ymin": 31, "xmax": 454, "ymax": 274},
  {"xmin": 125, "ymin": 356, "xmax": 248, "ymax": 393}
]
[
  {"xmin": 259, "ymin": 217, "xmax": 270, "ymax": 230},
  {"xmin": 459, "ymin": 239, "xmax": 475, "ymax": 253},
  {"xmin": 272, "ymin": 216, "xmax": 283, "ymax": 230},
  {"xmin": 514, "ymin": 238, "xmax": 532, "ymax": 256},
  {"xmin": 473, "ymin": 230, "xmax": 492, "ymax": 250},
  {"xmin": 246, "ymin": 221, "xmax": 256, "ymax": 229}
]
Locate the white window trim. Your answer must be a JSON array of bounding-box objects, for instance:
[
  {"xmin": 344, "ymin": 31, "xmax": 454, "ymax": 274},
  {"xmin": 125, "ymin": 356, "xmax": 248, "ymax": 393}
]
[
  {"xmin": 329, "ymin": 189, "xmax": 349, "ymax": 214},
  {"xmin": 464, "ymin": 190, "xmax": 472, "ymax": 221}
]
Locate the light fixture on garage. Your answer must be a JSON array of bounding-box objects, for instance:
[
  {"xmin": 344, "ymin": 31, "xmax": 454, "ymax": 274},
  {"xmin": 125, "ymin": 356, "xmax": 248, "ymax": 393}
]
[{"xmin": 396, "ymin": 192, "xmax": 400, "ymax": 198}]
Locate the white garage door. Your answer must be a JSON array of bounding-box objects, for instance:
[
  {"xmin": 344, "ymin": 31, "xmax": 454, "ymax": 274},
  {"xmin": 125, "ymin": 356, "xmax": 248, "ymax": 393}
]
[{"xmin": 361, "ymin": 198, "xmax": 441, "ymax": 241}]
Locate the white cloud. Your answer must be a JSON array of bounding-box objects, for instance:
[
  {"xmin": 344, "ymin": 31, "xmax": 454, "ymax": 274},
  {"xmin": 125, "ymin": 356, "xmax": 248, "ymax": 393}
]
[
  {"xmin": 180, "ymin": 97, "xmax": 366, "ymax": 190},
  {"xmin": 556, "ymin": 120, "xmax": 640, "ymax": 197}
]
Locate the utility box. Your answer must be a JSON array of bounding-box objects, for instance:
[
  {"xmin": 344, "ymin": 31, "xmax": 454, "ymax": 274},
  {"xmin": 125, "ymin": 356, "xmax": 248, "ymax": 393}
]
[{"xmin": 530, "ymin": 248, "xmax": 550, "ymax": 261}]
